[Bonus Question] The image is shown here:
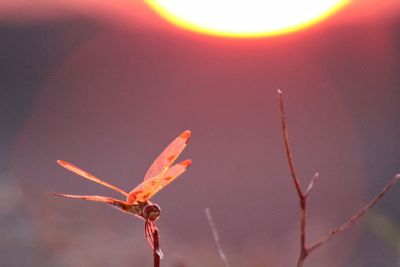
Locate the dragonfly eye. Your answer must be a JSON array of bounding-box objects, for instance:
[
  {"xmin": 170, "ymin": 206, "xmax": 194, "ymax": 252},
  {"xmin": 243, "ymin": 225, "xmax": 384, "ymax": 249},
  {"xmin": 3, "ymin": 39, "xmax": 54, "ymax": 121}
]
[{"xmin": 143, "ymin": 204, "xmax": 161, "ymax": 221}]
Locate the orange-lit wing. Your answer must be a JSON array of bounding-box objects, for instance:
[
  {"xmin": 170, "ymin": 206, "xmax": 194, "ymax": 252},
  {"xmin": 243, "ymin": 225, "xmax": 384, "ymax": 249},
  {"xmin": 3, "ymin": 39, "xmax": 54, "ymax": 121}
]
[
  {"xmin": 53, "ymin": 193, "xmax": 130, "ymax": 213},
  {"xmin": 57, "ymin": 160, "xmax": 128, "ymax": 197},
  {"xmin": 146, "ymin": 159, "xmax": 192, "ymax": 200},
  {"xmin": 127, "ymin": 159, "xmax": 191, "ymax": 204},
  {"xmin": 143, "ymin": 130, "xmax": 191, "ymax": 182},
  {"xmin": 52, "ymin": 193, "xmax": 125, "ymax": 203}
]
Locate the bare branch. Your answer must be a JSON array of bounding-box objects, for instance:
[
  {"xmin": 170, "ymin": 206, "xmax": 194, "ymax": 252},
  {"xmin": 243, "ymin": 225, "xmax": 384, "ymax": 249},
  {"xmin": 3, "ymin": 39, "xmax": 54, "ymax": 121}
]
[
  {"xmin": 304, "ymin": 173, "xmax": 320, "ymax": 197},
  {"xmin": 277, "ymin": 89, "xmax": 304, "ymax": 199},
  {"xmin": 308, "ymin": 173, "xmax": 400, "ymax": 253},
  {"xmin": 153, "ymin": 229, "xmax": 161, "ymax": 267},
  {"xmin": 276, "ymin": 90, "xmax": 399, "ymax": 266},
  {"xmin": 205, "ymin": 208, "xmax": 231, "ymax": 267},
  {"xmin": 297, "ymin": 198, "xmax": 308, "ymax": 267},
  {"xmin": 277, "ymin": 89, "xmax": 308, "ymax": 266}
]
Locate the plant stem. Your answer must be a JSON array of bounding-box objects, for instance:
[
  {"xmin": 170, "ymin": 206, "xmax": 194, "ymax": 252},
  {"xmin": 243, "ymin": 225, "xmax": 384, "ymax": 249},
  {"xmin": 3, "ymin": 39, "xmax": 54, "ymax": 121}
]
[
  {"xmin": 308, "ymin": 174, "xmax": 400, "ymax": 254},
  {"xmin": 276, "ymin": 89, "xmax": 399, "ymax": 267},
  {"xmin": 205, "ymin": 208, "xmax": 231, "ymax": 267},
  {"xmin": 277, "ymin": 89, "xmax": 308, "ymax": 266},
  {"xmin": 153, "ymin": 229, "xmax": 160, "ymax": 267}
]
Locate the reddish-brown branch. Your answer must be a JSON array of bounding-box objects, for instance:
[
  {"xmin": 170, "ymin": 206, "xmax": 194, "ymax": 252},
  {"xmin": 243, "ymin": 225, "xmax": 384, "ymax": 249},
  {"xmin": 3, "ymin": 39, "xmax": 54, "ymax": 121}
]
[
  {"xmin": 277, "ymin": 89, "xmax": 399, "ymax": 267},
  {"xmin": 277, "ymin": 89, "xmax": 304, "ymax": 199},
  {"xmin": 297, "ymin": 197, "xmax": 308, "ymax": 267},
  {"xmin": 153, "ymin": 229, "xmax": 160, "ymax": 267},
  {"xmin": 308, "ymin": 173, "xmax": 400, "ymax": 253},
  {"xmin": 277, "ymin": 89, "xmax": 308, "ymax": 266},
  {"xmin": 145, "ymin": 221, "xmax": 161, "ymax": 267}
]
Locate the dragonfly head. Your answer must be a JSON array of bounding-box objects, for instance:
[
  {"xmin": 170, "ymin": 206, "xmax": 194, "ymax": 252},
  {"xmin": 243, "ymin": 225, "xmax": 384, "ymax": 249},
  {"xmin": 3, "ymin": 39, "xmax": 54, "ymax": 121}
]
[{"xmin": 143, "ymin": 203, "xmax": 161, "ymax": 221}]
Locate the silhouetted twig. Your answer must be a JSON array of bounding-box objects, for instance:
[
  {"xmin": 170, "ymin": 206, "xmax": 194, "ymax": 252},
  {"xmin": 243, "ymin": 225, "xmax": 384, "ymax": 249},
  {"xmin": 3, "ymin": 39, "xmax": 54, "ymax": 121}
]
[
  {"xmin": 308, "ymin": 173, "xmax": 400, "ymax": 254},
  {"xmin": 277, "ymin": 89, "xmax": 400, "ymax": 267},
  {"xmin": 153, "ymin": 229, "xmax": 161, "ymax": 267},
  {"xmin": 277, "ymin": 89, "xmax": 303, "ymax": 200},
  {"xmin": 145, "ymin": 220, "xmax": 162, "ymax": 267},
  {"xmin": 277, "ymin": 89, "xmax": 308, "ymax": 266},
  {"xmin": 205, "ymin": 208, "xmax": 231, "ymax": 267}
]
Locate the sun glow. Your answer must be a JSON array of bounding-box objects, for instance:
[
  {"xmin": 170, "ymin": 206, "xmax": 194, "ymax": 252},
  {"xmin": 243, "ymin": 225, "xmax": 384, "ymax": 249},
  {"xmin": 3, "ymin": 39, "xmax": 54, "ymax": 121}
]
[{"xmin": 146, "ymin": 0, "xmax": 349, "ymax": 37}]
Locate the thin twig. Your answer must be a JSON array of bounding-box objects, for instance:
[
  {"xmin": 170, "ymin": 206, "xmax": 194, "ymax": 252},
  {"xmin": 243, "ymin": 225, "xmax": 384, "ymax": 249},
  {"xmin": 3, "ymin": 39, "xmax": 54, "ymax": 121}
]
[
  {"xmin": 277, "ymin": 89, "xmax": 304, "ymax": 199},
  {"xmin": 153, "ymin": 229, "xmax": 161, "ymax": 267},
  {"xmin": 304, "ymin": 173, "xmax": 319, "ymax": 197},
  {"xmin": 205, "ymin": 208, "xmax": 231, "ymax": 267},
  {"xmin": 277, "ymin": 89, "xmax": 400, "ymax": 267},
  {"xmin": 308, "ymin": 173, "xmax": 400, "ymax": 253},
  {"xmin": 277, "ymin": 89, "xmax": 308, "ymax": 266}
]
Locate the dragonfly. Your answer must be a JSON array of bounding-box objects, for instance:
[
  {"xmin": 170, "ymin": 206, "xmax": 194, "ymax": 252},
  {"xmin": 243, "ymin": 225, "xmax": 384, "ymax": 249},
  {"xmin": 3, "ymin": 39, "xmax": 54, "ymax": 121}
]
[{"xmin": 53, "ymin": 130, "xmax": 192, "ymax": 257}]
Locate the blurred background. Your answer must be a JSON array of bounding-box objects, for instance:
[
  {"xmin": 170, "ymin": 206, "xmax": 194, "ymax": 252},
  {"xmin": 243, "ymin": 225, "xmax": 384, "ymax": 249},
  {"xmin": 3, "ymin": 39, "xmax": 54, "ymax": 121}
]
[{"xmin": 0, "ymin": 1, "xmax": 399, "ymax": 266}]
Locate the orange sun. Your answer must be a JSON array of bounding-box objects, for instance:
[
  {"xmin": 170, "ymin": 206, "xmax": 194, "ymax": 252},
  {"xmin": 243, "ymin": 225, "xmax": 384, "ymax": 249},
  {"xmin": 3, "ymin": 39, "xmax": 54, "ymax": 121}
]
[{"xmin": 145, "ymin": 0, "xmax": 349, "ymax": 37}]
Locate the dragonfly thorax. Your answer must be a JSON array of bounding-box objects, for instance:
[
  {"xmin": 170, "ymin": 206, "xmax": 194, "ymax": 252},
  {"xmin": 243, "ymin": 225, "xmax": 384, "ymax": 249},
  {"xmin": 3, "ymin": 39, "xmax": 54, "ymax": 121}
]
[{"xmin": 128, "ymin": 202, "xmax": 160, "ymax": 221}]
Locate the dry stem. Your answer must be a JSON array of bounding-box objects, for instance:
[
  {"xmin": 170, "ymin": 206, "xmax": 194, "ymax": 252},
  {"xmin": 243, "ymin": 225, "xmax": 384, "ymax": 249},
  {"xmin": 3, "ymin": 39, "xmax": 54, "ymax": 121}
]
[
  {"xmin": 308, "ymin": 173, "xmax": 400, "ymax": 254},
  {"xmin": 277, "ymin": 89, "xmax": 308, "ymax": 266},
  {"xmin": 277, "ymin": 89, "xmax": 399, "ymax": 267},
  {"xmin": 205, "ymin": 208, "xmax": 231, "ymax": 267},
  {"xmin": 153, "ymin": 229, "xmax": 160, "ymax": 267}
]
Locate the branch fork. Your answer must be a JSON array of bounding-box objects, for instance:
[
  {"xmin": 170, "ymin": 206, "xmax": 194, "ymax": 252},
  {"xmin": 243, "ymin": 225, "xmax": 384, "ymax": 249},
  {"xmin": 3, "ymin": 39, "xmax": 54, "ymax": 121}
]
[{"xmin": 277, "ymin": 89, "xmax": 400, "ymax": 267}]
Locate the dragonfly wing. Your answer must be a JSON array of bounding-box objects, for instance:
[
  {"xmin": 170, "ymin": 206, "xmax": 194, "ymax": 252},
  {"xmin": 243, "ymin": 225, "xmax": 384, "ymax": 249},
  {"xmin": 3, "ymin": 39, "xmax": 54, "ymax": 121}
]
[
  {"xmin": 57, "ymin": 160, "xmax": 128, "ymax": 197},
  {"xmin": 52, "ymin": 193, "xmax": 124, "ymax": 203},
  {"xmin": 145, "ymin": 159, "xmax": 191, "ymax": 200},
  {"xmin": 52, "ymin": 194, "xmax": 130, "ymax": 213},
  {"xmin": 143, "ymin": 130, "xmax": 191, "ymax": 182},
  {"xmin": 127, "ymin": 159, "xmax": 191, "ymax": 204}
]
